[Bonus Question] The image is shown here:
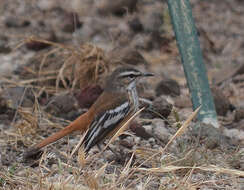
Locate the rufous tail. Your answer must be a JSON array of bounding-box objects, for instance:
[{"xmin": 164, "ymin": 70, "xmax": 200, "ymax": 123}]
[{"xmin": 23, "ymin": 111, "xmax": 92, "ymax": 159}]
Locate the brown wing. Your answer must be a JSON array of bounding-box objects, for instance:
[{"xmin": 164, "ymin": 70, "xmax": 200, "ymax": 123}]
[
  {"xmin": 89, "ymin": 91, "xmax": 129, "ymax": 116},
  {"xmin": 82, "ymin": 91, "xmax": 132, "ymax": 152}
]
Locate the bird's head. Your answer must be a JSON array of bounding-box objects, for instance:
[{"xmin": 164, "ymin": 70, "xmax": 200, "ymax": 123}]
[{"xmin": 105, "ymin": 67, "xmax": 153, "ymax": 91}]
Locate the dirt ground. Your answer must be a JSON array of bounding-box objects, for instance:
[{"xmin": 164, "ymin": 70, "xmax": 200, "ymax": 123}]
[{"xmin": 0, "ymin": 0, "xmax": 243, "ymax": 189}]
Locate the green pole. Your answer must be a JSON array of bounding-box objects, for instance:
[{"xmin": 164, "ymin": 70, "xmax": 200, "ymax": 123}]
[{"xmin": 167, "ymin": 0, "xmax": 219, "ymax": 128}]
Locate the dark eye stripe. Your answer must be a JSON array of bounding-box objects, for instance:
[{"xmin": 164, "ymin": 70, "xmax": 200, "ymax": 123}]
[{"xmin": 125, "ymin": 74, "xmax": 135, "ymax": 78}]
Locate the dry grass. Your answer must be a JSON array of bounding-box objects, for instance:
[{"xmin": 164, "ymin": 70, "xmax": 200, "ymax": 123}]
[
  {"xmin": 2, "ymin": 37, "xmax": 110, "ymax": 96},
  {"xmin": 0, "ymin": 41, "xmax": 243, "ymax": 190},
  {"xmin": 1, "ymin": 105, "xmax": 243, "ymax": 189}
]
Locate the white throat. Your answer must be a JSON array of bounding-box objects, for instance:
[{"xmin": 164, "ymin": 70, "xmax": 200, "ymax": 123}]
[{"xmin": 127, "ymin": 80, "xmax": 139, "ymax": 112}]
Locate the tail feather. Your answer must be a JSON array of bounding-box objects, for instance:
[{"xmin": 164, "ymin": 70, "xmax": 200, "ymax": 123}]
[{"xmin": 23, "ymin": 111, "xmax": 92, "ymax": 159}]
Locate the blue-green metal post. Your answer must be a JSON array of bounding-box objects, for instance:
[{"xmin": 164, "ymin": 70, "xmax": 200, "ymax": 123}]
[{"xmin": 167, "ymin": 0, "xmax": 219, "ymax": 128}]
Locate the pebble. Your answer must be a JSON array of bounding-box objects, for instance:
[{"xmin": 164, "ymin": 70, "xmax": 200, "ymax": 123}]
[
  {"xmin": 75, "ymin": 85, "xmax": 103, "ymax": 109},
  {"xmin": 152, "ymin": 119, "xmax": 171, "ymax": 143},
  {"xmin": 0, "ymin": 35, "xmax": 11, "ymax": 54},
  {"xmin": 141, "ymin": 96, "xmax": 172, "ymax": 119},
  {"xmin": 143, "ymin": 125, "xmax": 153, "ymax": 133},
  {"xmin": 45, "ymin": 93, "xmax": 79, "ymax": 120},
  {"xmin": 129, "ymin": 122, "xmax": 152, "ymax": 140},
  {"xmin": 234, "ymin": 107, "xmax": 244, "ymax": 122},
  {"xmin": 25, "ymin": 32, "xmax": 57, "ymax": 51},
  {"xmin": 155, "ymin": 78, "xmax": 180, "ymax": 97},
  {"xmin": 211, "ymin": 86, "xmax": 233, "ymax": 116},
  {"xmin": 128, "ymin": 17, "xmax": 144, "ymax": 33},
  {"xmin": 1, "ymin": 87, "xmax": 34, "ymax": 109},
  {"xmin": 97, "ymin": 0, "xmax": 138, "ymax": 16}
]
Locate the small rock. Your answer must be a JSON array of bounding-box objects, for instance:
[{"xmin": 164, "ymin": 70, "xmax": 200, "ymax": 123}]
[
  {"xmin": 1, "ymin": 87, "xmax": 34, "ymax": 109},
  {"xmin": 97, "ymin": 0, "xmax": 138, "ymax": 16},
  {"xmin": 128, "ymin": 17, "xmax": 143, "ymax": 33},
  {"xmin": 150, "ymin": 32, "xmax": 173, "ymax": 50},
  {"xmin": 74, "ymin": 17, "xmax": 110, "ymax": 43},
  {"xmin": 234, "ymin": 63, "xmax": 244, "ymax": 76},
  {"xmin": 214, "ymin": 63, "xmax": 244, "ymax": 85},
  {"xmin": 25, "ymin": 32, "xmax": 57, "ymax": 51},
  {"xmin": 0, "ymin": 95, "xmax": 8, "ymax": 114},
  {"xmin": 150, "ymin": 96, "xmax": 173, "ymax": 119},
  {"xmin": 155, "ymin": 78, "xmax": 180, "ymax": 97},
  {"xmin": 234, "ymin": 108, "xmax": 244, "ymax": 122},
  {"xmin": 143, "ymin": 125, "xmax": 153, "ymax": 134},
  {"xmin": 75, "ymin": 85, "xmax": 103, "ymax": 109},
  {"xmin": 134, "ymin": 136, "xmax": 141, "ymax": 144},
  {"xmin": 223, "ymin": 128, "xmax": 244, "ymax": 143},
  {"xmin": 232, "ymin": 74, "xmax": 244, "ymax": 83},
  {"xmin": 72, "ymin": 0, "xmax": 95, "ymax": 17},
  {"xmin": 140, "ymin": 3, "xmax": 164, "ymax": 33},
  {"xmin": 122, "ymin": 49, "xmax": 147, "ymax": 66},
  {"xmin": 109, "ymin": 47, "xmax": 148, "ymax": 66},
  {"xmin": 211, "ymin": 87, "xmax": 233, "ymax": 116},
  {"xmin": 152, "ymin": 144, "xmax": 160, "ymax": 149},
  {"xmin": 174, "ymin": 96, "xmax": 192, "ymax": 108},
  {"xmin": 190, "ymin": 122, "xmax": 235, "ymax": 150},
  {"xmin": 152, "ymin": 119, "xmax": 170, "ymax": 143},
  {"xmin": 130, "ymin": 34, "xmax": 153, "ymax": 50},
  {"xmin": 0, "ymin": 35, "xmax": 11, "ymax": 54},
  {"xmin": 148, "ymin": 137, "xmax": 155, "ymax": 144},
  {"xmin": 129, "ymin": 122, "xmax": 152, "ymax": 140},
  {"xmin": 119, "ymin": 139, "xmax": 133, "ymax": 149},
  {"xmin": 232, "ymin": 119, "xmax": 244, "ymax": 131},
  {"xmin": 45, "ymin": 93, "xmax": 79, "ymax": 120},
  {"xmin": 227, "ymin": 149, "xmax": 244, "ymax": 170},
  {"xmin": 0, "ymin": 110, "xmax": 15, "ymax": 123},
  {"xmin": 37, "ymin": 0, "xmax": 58, "ymax": 11},
  {"xmin": 5, "ymin": 17, "xmax": 30, "ymax": 28},
  {"xmin": 62, "ymin": 12, "xmax": 82, "ymax": 33},
  {"xmin": 152, "ymin": 118, "xmax": 166, "ymax": 129},
  {"xmin": 1, "ymin": 153, "xmax": 15, "ymax": 166}
]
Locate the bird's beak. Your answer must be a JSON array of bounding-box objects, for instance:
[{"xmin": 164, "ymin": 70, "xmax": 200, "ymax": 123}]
[{"xmin": 142, "ymin": 72, "xmax": 154, "ymax": 77}]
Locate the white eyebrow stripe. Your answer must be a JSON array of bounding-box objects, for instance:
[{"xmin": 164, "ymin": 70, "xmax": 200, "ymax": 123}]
[{"xmin": 119, "ymin": 71, "xmax": 140, "ymax": 77}]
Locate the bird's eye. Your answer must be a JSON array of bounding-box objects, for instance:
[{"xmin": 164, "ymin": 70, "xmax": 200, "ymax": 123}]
[{"xmin": 127, "ymin": 74, "xmax": 135, "ymax": 79}]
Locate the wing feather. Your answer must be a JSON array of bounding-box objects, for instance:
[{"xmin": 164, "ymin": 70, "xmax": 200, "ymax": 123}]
[{"xmin": 83, "ymin": 101, "xmax": 130, "ymax": 152}]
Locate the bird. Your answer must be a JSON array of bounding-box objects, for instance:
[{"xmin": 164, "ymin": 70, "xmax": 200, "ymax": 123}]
[{"xmin": 23, "ymin": 67, "xmax": 153, "ymax": 159}]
